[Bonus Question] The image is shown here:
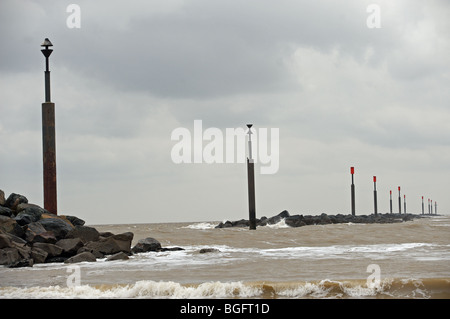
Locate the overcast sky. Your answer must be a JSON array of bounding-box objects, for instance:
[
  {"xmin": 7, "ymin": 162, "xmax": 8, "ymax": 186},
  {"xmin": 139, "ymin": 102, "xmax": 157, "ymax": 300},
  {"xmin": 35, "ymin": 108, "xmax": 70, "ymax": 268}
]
[{"xmin": 1, "ymin": 0, "xmax": 449, "ymax": 224}]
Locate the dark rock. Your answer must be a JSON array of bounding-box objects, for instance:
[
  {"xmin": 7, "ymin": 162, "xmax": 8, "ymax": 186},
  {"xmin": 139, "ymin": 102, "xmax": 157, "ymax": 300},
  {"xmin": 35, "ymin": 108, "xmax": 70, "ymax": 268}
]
[
  {"xmin": 77, "ymin": 246, "xmax": 105, "ymax": 259},
  {"xmin": 37, "ymin": 217, "xmax": 74, "ymax": 240},
  {"xmin": 5, "ymin": 193, "xmax": 28, "ymax": 210},
  {"xmin": 0, "ymin": 215, "xmax": 25, "ymax": 237},
  {"xmin": 0, "ymin": 234, "xmax": 13, "ymax": 249},
  {"xmin": 99, "ymin": 231, "xmax": 114, "ymax": 238},
  {"xmin": 81, "ymin": 232, "xmax": 133, "ymax": 256},
  {"xmin": 66, "ymin": 225, "xmax": 100, "ymax": 243},
  {"xmin": 0, "ymin": 247, "xmax": 20, "ymax": 265},
  {"xmin": 64, "ymin": 251, "xmax": 97, "ymax": 264},
  {"xmin": 131, "ymin": 237, "xmax": 162, "ymax": 253},
  {"xmin": 0, "ymin": 206, "xmax": 13, "ymax": 217},
  {"xmin": 33, "ymin": 242, "xmax": 63, "ymax": 258},
  {"xmin": 64, "ymin": 215, "xmax": 85, "ymax": 227},
  {"xmin": 199, "ymin": 248, "xmax": 220, "ymax": 253},
  {"xmin": 46, "ymin": 256, "xmax": 68, "ymax": 263},
  {"xmin": 106, "ymin": 252, "xmax": 129, "ymax": 261},
  {"xmin": 31, "ymin": 246, "xmax": 48, "ymax": 264},
  {"xmin": 24, "ymin": 222, "xmax": 57, "ymax": 244},
  {"xmin": 7, "ymin": 258, "xmax": 33, "ymax": 268},
  {"xmin": 111, "ymin": 232, "xmax": 134, "ymax": 254},
  {"xmin": 56, "ymin": 238, "xmax": 84, "ymax": 256},
  {"xmin": 14, "ymin": 206, "xmax": 47, "ymax": 226},
  {"xmin": 160, "ymin": 247, "xmax": 185, "ymax": 252},
  {"xmin": 0, "ymin": 190, "xmax": 5, "ymax": 206}
]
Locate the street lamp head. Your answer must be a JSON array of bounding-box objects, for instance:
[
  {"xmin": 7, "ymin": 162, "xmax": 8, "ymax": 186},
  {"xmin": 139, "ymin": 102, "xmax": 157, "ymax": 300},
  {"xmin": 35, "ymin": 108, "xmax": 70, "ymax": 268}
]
[
  {"xmin": 246, "ymin": 124, "xmax": 253, "ymax": 129},
  {"xmin": 41, "ymin": 38, "xmax": 53, "ymax": 58}
]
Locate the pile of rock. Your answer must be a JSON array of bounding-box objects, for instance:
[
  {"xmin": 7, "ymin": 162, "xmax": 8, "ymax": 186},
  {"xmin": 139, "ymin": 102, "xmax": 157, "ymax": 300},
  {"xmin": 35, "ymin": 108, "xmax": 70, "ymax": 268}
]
[
  {"xmin": 0, "ymin": 190, "xmax": 176, "ymax": 268},
  {"xmin": 215, "ymin": 210, "xmax": 423, "ymax": 228}
]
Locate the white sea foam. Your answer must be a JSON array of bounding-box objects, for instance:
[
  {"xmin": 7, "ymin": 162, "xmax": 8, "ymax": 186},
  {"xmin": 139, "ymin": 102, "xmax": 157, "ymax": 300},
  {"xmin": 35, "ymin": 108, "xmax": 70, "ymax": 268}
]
[{"xmin": 182, "ymin": 222, "xmax": 217, "ymax": 230}]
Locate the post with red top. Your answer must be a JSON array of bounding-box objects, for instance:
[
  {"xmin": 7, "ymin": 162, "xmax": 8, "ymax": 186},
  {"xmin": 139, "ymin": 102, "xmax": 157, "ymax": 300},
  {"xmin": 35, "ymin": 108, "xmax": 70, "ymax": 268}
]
[
  {"xmin": 373, "ymin": 176, "xmax": 378, "ymax": 215},
  {"xmin": 246, "ymin": 124, "xmax": 256, "ymax": 230},
  {"xmin": 398, "ymin": 187, "xmax": 401, "ymax": 214},
  {"xmin": 431, "ymin": 200, "xmax": 433, "ymax": 215},
  {"xmin": 390, "ymin": 190, "xmax": 393, "ymax": 214},
  {"xmin": 422, "ymin": 196, "xmax": 424, "ymax": 215},
  {"xmin": 350, "ymin": 167, "xmax": 355, "ymax": 216}
]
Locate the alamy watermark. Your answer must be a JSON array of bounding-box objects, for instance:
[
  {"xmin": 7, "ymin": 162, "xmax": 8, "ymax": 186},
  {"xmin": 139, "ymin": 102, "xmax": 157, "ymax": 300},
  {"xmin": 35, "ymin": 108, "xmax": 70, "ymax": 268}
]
[
  {"xmin": 366, "ymin": 264, "xmax": 381, "ymax": 289},
  {"xmin": 66, "ymin": 4, "xmax": 81, "ymax": 29},
  {"xmin": 66, "ymin": 265, "xmax": 81, "ymax": 287},
  {"xmin": 171, "ymin": 120, "xmax": 279, "ymax": 175},
  {"xmin": 366, "ymin": 4, "xmax": 381, "ymax": 29}
]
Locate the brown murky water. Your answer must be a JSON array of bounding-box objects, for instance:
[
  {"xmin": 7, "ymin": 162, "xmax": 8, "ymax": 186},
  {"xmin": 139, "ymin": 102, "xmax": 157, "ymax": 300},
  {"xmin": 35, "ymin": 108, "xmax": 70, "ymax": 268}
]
[{"xmin": 1, "ymin": 215, "xmax": 449, "ymax": 298}]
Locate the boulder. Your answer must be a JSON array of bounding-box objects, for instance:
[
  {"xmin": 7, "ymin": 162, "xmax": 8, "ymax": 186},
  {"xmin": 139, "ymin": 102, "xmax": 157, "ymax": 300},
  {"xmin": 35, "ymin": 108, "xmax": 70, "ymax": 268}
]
[
  {"xmin": 31, "ymin": 246, "xmax": 48, "ymax": 264},
  {"xmin": 33, "ymin": 242, "xmax": 63, "ymax": 258},
  {"xmin": 37, "ymin": 217, "xmax": 74, "ymax": 240},
  {"xmin": 63, "ymin": 215, "xmax": 85, "ymax": 227},
  {"xmin": 4, "ymin": 193, "xmax": 28, "ymax": 210},
  {"xmin": 106, "ymin": 252, "xmax": 129, "ymax": 261},
  {"xmin": 66, "ymin": 225, "xmax": 100, "ymax": 243},
  {"xmin": 7, "ymin": 258, "xmax": 33, "ymax": 268},
  {"xmin": 0, "ymin": 247, "xmax": 20, "ymax": 265},
  {"xmin": 199, "ymin": 248, "xmax": 220, "ymax": 253},
  {"xmin": 0, "ymin": 206, "xmax": 13, "ymax": 217},
  {"xmin": 81, "ymin": 232, "xmax": 133, "ymax": 256},
  {"xmin": 64, "ymin": 251, "xmax": 97, "ymax": 264},
  {"xmin": 0, "ymin": 234, "xmax": 13, "ymax": 249},
  {"xmin": 0, "ymin": 216, "xmax": 24, "ymax": 238},
  {"xmin": 0, "ymin": 189, "xmax": 5, "ymax": 206},
  {"xmin": 24, "ymin": 222, "xmax": 57, "ymax": 244},
  {"xmin": 56, "ymin": 238, "xmax": 84, "ymax": 256},
  {"xmin": 14, "ymin": 206, "xmax": 47, "ymax": 226},
  {"xmin": 131, "ymin": 237, "xmax": 162, "ymax": 253}
]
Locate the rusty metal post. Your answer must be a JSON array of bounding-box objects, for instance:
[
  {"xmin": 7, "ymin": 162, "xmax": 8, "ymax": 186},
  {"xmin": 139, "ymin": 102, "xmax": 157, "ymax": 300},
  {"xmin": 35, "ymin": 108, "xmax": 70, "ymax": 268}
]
[
  {"xmin": 41, "ymin": 38, "xmax": 57, "ymax": 214},
  {"xmin": 247, "ymin": 124, "xmax": 256, "ymax": 230},
  {"xmin": 398, "ymin": 186, "xmax": 401, "ymax": 214}
]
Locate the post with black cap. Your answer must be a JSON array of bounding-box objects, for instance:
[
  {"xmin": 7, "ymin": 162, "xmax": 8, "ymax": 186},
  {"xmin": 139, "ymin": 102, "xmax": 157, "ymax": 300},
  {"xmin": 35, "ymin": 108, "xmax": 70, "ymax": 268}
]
[
  {"xmin": 41, "ymin": 38, "xmax": 57, "ymax": 215},
  {"xmin": 390, "ymin": 190, "xmax": 393, "ymax": 214},
  {"xmin": 422, "ymin": 196, "xmax": 424, "ymax": 215},
  {"xmin": 246, "ymin": 124, "xmax": 256, "ymax": 230}
]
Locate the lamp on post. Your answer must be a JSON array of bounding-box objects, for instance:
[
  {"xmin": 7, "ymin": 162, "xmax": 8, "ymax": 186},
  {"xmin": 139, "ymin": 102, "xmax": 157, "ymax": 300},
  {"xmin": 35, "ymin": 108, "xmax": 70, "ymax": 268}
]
[{"xmin": 41, "ymin": 38, "xmax": 57, "ymax": 215}]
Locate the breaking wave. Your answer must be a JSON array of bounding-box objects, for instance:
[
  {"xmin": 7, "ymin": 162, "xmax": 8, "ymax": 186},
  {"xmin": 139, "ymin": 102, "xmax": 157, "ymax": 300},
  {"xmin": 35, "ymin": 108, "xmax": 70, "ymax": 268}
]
[{"xmin": 1, "ymin": 278, "xmax": 449, "ymax": 299}]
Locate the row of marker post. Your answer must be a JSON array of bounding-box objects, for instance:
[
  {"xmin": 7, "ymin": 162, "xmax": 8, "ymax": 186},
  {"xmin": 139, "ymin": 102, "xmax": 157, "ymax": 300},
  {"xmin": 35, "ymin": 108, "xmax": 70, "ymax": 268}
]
[{"xmin": 350, "ymin": 167, "xmax": 437, "ymax": 215}]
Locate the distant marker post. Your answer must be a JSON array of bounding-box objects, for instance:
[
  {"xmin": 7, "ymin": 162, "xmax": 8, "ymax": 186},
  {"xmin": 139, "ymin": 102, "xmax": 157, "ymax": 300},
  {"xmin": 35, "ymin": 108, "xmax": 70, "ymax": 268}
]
[
  {"xmin": 373, "ymin": 176, "xmax": 378, "ymax": 215},
  {"xmin": 246, "ymin": 124, "xmax": 256, "ymax": 230},
  {"xmin": 422, "ymin": 196, "xmax": 424, "ymax": 215},
  {"xmin": 390, "ymin": 190, "xmax": 393, "ymax": 214},
  {"xmin": 350, "ymin": 167, "xmax": 355, "ymax": 216},
  {"xmin": 404, "ymin": 194, "xmax": 407, "ymax": 214},
  {"xmin": 398, "ymin": 187, "xmax": 401, "ymax": 214}
]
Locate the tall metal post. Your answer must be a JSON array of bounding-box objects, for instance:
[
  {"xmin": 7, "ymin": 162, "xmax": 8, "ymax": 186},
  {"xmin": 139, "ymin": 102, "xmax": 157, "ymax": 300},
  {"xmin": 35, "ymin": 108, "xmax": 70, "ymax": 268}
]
[
  {"xmin": 435, "ymin": 201, "xmax": 437, "ymax": 215},
  {"xmin": 404, "ymin": 194, "xmax": 406, "ymax": 214},
  {"xmin": 422, "ymin": 196, "xmax": 424, "ymax": 215},
  {"xmin": 41, "ymin": 38, "xmax": 57, "ymax": 215},
  {"xmin": 350, "ymin": 167, "xmax": 355, "ymax": 216},
  {"xmin": 246, "ymin": 124, "xmax": 256, "ymax": 230},
  {"xmin": 431, "ymin": 200, "xmax": 433, "ymax": 214},
  {"xmin": 398, "ymin": 186, "xmax": 401, "ymax": 214},
  {"xmin": 428, "ymin": 199, "xmax": 431, "ymax": 214},
  {"xmin": 373, "ymin": 176, "xmax": 377, "ymax": 215},
  {"xmin": 389, "ymin": 190, "xmax": 393, "ymax": 214}
]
